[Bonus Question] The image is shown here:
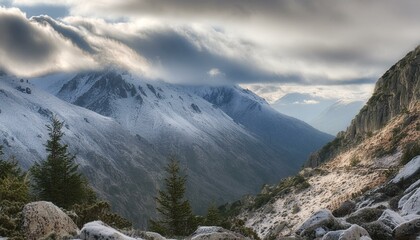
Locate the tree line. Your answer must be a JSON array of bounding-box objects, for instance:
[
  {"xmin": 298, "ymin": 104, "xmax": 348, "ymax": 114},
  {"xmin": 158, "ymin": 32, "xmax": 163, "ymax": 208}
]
[{"xmin": 0, "ymin": 115, "xmax": 256, "ymax": 239}]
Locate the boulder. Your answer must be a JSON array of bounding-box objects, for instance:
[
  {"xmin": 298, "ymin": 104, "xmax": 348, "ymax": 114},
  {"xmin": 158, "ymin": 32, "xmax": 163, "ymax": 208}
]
[
  {"xmin": 22, "ymin": 201, "xmax": 79, "ymax": 240},
  {"xmin": 188, "ymin": 226, "xmax": 250, "ymax": 240},
  {"xmin": 322, "ymin": 230, "xmax": 343, "ymax": 240},
  {"xmin": 346, "ymin": 207, "xmax": 383, "ymax": 225},
  {"xmin": 339, "ymin": 225, "xmax": 371, "ymax": 240},
  {"xmin": 393, "ymin": 216, "xmax": 420, "ymax": 240},
  {"xmin": 378, "ymin": 209, "xmax": 406, "ymax": 229},
  {"xmin": 296, "ymin": 209, "xmax": 342, "ymax": 238},
  {"xmin": 392, "ymin": 156, "xmax": 420, "ymax": 184},
  {"xmin": 362, "ymin": 221, "xmax": 393, "ymax": 240},
  {"xmin": 79, "ymin": 221, "xmax": 138, "ymax": 240},
  {"xmin": 401, "ymin": 187, "xmax": 420, "ymax": 216},
  {"xmin": 321, "ymin": 225, "xmax": 371, "ymax": 240},
  {"xmin": 405, "ymin": 179, "xmax": 420, "ymax": 194}
]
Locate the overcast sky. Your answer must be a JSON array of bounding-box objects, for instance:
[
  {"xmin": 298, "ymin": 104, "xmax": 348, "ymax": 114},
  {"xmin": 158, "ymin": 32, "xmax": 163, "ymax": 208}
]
[{"xmin": 1, "ymin": 0, "xmax": 420, "ymax": 101}]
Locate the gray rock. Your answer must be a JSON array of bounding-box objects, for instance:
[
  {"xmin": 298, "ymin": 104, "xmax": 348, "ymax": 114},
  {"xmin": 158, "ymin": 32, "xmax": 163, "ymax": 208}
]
[
  {"xmin": 346, "ymin": 207, "xmax": 383, "ymax": 225},
  {"xmin": 322, "ymin": 230, "xmax": 343, "ymax": 240},
  {"xmin": 362, "ymin": 221, "xmax": 393, "ymax": 240},
  {"xmin": 401, "ymin": 187, "xmax": 420, "ymax": 216},
  {"xmin": 378, "ymin": 209, "xmax": 406, "ymax": 229},
  {"xmin": 392, "ymin": 156, "xmax": 420, "ymax": 184},
  {"xmin": 405, "ymin": 179, "xmax": 420, "ymax": 194},
  {"xmin": 188, "ymin": 226, "xmax": 250, "ymax": 240},
  {"xmin": 22, "ymin": 201, "xmax": 79, "ymax": 240},
  {"xmin": 296, "ymin": 209, "xmax": 342, "ymax": 238},
  {"xmin": 393, "ymin": 217, "xmax": 420, "ymax": 240},
  {"xmin": 322, "ymin": 225, "xmax": 371, "ymax": 240},
  {"xmin": 79, "ymin": 221, "xmax": 138, "ymax": 240},
  {"xmin": 340, "ymin": 225, "xmax": 371, "ymax": 240}
]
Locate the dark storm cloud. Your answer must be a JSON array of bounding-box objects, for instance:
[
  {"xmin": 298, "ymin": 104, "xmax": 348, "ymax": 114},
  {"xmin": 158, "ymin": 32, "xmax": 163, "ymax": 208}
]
[
  {"xmin": 0, "ymin": 9, "xmax": 57, "ymax": 62},
  {"xmin": 4, "ymin": 0, "xmax": 420, "ymax": 85},
  {"xmin": 0, "ymin": 8, "xmax": 97, "ymax": 76},
  {"xmin": 31, "ymin": 15, "xmax": 95, "ymax": 53}
]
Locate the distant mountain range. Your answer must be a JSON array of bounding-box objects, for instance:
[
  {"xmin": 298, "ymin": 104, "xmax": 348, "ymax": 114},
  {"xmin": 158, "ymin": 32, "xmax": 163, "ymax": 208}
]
[
  {"xmin": 272, "ymin": 93, "xmax": 365, "ymax": 135},
  {"xmin": 0, "ymin": 70, "xmax": 332, "ymax": 226}
]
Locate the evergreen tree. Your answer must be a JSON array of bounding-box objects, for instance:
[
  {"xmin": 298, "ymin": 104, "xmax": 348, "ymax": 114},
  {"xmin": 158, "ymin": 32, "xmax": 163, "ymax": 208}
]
[
  {"xmin": 150, "ymin": 157, "xmax": 196, "ymax": 236},
  {"xmin": 0, "ymin": 145, "xmax": 29, "ymax": 239},
  {"xmin": 205, "ymin": 203, "xmax": 222, "ymax": 226},
  {"xmin": 31, "ymin": 116, "xmax": 86, "ymax": 209}
]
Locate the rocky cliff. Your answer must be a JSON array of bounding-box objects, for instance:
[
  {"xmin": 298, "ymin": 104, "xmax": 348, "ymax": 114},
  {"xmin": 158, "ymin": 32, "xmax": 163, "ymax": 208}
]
[{"xmin": 307, "ymin": 45, "xmax": 420, "ymax": 167}]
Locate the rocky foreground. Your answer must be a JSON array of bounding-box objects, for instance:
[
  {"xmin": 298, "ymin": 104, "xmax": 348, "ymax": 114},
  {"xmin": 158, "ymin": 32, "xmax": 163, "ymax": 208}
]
[
  {"xmin": 3, "ymin": 201, "xmax": 249, "ymax": 240},
  {"xmin": 277, "ymin": 156, "xmax": 420, "ymax": 239}
]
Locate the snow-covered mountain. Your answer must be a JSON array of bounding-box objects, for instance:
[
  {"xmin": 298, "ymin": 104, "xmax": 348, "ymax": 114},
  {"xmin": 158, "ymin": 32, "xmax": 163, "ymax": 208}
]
[
  {"xmin": 272, "ymin": 93, "xmax": 365, "ymax": 135},
  {"xmin": 0, "ymin": 70, "xmax": 332, "ymax": 226},
  {"xmin": 0, "ymin": 76, "xmax": 166, "ymax": 226}
]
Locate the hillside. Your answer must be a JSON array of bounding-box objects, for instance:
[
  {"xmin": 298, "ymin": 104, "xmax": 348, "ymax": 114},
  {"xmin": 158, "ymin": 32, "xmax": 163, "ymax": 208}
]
[
  {"xmin": 224, "ymin": 46, "xmax": 420, "ymax": 239},
  {"xmin": 0, "ymin": 70, "xmax": 331, "ymax": 227}
]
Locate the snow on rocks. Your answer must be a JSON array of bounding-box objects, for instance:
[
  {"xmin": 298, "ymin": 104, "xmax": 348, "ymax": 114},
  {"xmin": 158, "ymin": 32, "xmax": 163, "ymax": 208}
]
[
  {"xmin": 406, "ymin": 179, "xmax": 420, "ymax": 194},
  {"xmin": 295, "ymin": 209, "xmax": 343, "ymax": 238},
  {"xmin": 392, "ymin": 156, "xmax": 420, "ymax": 183},
  {"xmin": 22, "ymin": 201, "xmax": 79, "ymax": 240},
  {"xmin": 401, "ymin": 187, "xmax": 420, "ymax": 216},
  {"xmin": 339, "ymin": 225, "xmax": 371, "ymax": 240},
  {"xmin": 393, "ymin": 216, "xmax": 420, "ymax": 240},
  {"xmin": 79, "ymin": 221, "xmax": 141, "ymax": 240},
  {"xmin": 378, "ymin": 209, "xmax": 406, "ymax": 229},
  {"xmin": 187, "ymin": 226, "xmax": 249, "ymax": 240},
  {"xmin": 321, "ymin": 225, "xmax": 371, "ymax": 240}
]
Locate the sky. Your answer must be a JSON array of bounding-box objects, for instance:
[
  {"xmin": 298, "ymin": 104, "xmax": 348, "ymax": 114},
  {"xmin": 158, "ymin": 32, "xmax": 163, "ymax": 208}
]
[{"xmin": 0, "ymin": 0, "xmax": 420, "ymax": 102}]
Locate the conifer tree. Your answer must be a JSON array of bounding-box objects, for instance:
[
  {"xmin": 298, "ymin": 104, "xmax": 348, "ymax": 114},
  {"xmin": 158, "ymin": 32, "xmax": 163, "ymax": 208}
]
[
  {"xmin": 205, "ymin": 203, "xmax": 221, "ymax": 226},
  {"xmin": 0, "ymin": 145, "xmax": 29, "ymax": 238},
  {"xmin": 31, "ymin": 116, "xmax": 85, "ymax": 209},
  {"xmin": 150, "ymin": 157, "xmax": 196, "ymax": 236}
]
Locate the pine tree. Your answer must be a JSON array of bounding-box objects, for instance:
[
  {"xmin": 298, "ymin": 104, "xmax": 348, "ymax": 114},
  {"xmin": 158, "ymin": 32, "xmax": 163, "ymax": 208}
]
[
  {"xmin": 0, "ymin": 145, "xmax": 29, "ymax": 239},
  {"xmin": 150, "ymin": 157, "xmax": 196, "ymax": 237},
  {"xmin": 31, "ymin": 116, "xmax": 86, "ymax": 209},
  {"xmin": 205, "ymin": 203, "xmax": 221, "ymax": 226}
]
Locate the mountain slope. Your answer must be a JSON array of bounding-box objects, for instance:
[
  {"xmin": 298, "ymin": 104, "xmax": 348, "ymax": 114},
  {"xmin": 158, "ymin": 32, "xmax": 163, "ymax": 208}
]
[
  {"xmin": 0, "ymin": 76, "xmax": 166, "ymax": 226},
  {"xmin": 308, "ymin": 45, "xmax": 420, "ymax": 167},
  {"xmin": 192, "ymin": 86, "xmax": 332, "ymax": 165},
  {"xmin": 224, "ymin": 45, "xmax": 420, "ymax": 238},
  {"xmin": 30, "ymin": 70, "xmax": 332, "ymax": 219}
]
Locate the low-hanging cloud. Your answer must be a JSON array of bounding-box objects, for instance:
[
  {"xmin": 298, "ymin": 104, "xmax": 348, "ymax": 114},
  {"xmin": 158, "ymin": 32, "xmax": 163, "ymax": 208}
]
[{"xmin": 3, "ymin": 0, "xmax": 420, "ymax": 86}]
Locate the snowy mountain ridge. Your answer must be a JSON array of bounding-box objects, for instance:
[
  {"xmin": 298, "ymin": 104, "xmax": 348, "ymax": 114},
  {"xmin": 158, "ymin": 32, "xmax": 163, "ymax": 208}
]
[{"xmin": 0, "ymin": 70, "xmax": 332, "ymax": 227}]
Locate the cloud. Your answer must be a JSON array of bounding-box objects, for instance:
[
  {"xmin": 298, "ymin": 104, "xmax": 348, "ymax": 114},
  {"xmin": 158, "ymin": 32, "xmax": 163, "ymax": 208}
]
[
  {"xmin": 208, "ymin": 68, "xmax": 222, "ymax": 77},
  {"xmin": 0, "ymin": 7, "xmax": 97, "ymax": 76},
  {"xmin": 3, "ymin": 0, "xmax": 420, "ymax": 87}
]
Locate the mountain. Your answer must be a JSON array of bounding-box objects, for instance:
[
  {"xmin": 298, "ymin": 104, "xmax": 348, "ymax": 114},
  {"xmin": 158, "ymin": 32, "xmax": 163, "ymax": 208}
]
[
  {"xmin": 5, "ymin": 69, "xmax": 331, "ymax": 225},
  {"xmin": 0, "ymin": 76, "xmax": 166, "ymax": 226},
  {"xmin": 272, "ymin": 93, "xmax": 365, "ymax": 135},
  {"xmin": 310, "ymin": 100, "xmax": 365, "ymax": 135},
  {"xmin": 192, "ymin": 87, "xmax": 332, "ymax": 163},
  {"xmin": 271, "ymin": 93, "xmax": 335, "ymax": 124},
  {"xmin": 221, "ymin": 46, "xmax": 420, "ymax": 239}
]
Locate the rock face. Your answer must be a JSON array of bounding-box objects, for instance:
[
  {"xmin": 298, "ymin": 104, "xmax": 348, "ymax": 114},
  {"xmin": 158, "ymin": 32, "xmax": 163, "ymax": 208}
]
[
  {"xmin": 307, "ymin": 45, "xmax": 420, "ymax": 167},
  {"xmin": 187, "ymin": 226, "xmax": 250, "ymax": 240},
  {"xmin": 22, "ymin": 201, "xmax": 79, "ymax": 240}
]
